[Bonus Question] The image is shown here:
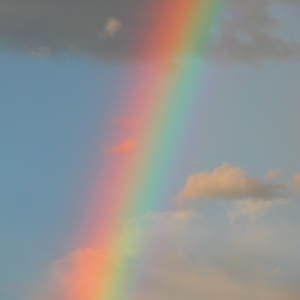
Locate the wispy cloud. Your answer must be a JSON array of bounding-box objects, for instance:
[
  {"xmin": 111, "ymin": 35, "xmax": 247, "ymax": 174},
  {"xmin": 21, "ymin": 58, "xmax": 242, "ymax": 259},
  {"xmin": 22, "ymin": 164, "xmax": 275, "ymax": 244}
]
[
  {"xmin": 265, "ymin": 169, "xmax": 281, "ymax": 179},
  {"xmin": 227, "ymin": 198, "xmax": 288, "ymax": 223},
  {"xmin": 30, "ymin": 248, "xmax": 119, "ymax": 300},
  {"xmin": 293, "ymin": 173, "xmax": 300, "ymax": 191},
  {"xmin": 213, "ymin": 0, "xmax": 300, "ymax": 62},
  {"xmin": 110, "ymin": 118, "xmax": 139, "ymax": 126},
  {"xmin": 103, "ymin": 139, "xmax": 137, "ymax": 154}
]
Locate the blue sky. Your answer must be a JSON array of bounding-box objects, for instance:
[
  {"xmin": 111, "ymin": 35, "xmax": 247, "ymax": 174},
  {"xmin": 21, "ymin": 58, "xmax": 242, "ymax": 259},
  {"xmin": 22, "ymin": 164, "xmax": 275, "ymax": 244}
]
[
  {"xmin": 1, "ymin": 1, "xmax": 300, "ymax": 299},
  {"xmin": 1, "ymin": 55, "xmax": 123, "ymax": 295}
]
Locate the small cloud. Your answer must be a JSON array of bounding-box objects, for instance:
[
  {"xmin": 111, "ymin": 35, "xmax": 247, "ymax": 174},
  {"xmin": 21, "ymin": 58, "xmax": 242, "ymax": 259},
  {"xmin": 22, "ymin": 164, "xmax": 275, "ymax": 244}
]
[
  {"xmin": 178, "ymin": 163, "xmax": 287, "ymax": 201},
  {"xmin": 100, "ymin": 17, "xmax": 122, "ymax": 39},
  {"xmin": 293, "ymin": 173, "xmax": 300, "ymax": 191},
  {"xmin": 111, "ymin": 118, "xmax": 139, "ymax": 126},
  {"xmin": 265, "ymin": 169, "xmax": 280, "ymax": 179},
  {"xmin": 30, "ymin": 47, "xmax": 52, "ymax": 57},
  {"xmin": 104, "ymin": 139, "xmax": 137, "ymax": 154}
]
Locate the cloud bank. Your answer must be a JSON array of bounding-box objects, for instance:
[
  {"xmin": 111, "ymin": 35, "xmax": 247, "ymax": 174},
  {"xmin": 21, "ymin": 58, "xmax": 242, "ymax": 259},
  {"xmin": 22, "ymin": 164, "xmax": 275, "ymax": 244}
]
[
  {"xmin": 28, "ymin": 164, "xmax": 299, "ymax": 300},
  {"xmin": 30, "ymin": 208, "xmax": 300, "ymax": 300},
  {"xmin": 0, "ymin": 0, "xmax": 299, "ymax": 61}
]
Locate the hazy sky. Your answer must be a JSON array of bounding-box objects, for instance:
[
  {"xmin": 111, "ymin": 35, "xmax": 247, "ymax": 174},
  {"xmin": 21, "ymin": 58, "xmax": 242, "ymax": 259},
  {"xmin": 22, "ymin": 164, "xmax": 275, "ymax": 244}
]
[{"xmin": 1, "ymin": 1, "xmax": 300, "ymax": 300}]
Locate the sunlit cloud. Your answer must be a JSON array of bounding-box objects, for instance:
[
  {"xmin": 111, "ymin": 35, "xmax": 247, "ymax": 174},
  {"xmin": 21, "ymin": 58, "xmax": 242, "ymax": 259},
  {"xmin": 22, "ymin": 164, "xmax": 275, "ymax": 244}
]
[
  {"xmin": 293, "ymin": 173, "xmax": 300, "ymax": 191},
  {"xmin": 104, "ymin": 139, "xmax": 137, "ymax": 154},
  {"xmin": 33, "ymin": 209, "xmax": 300, "ymax": 300},
  {"xmin": 111, "ymin": 118, "xmax": 139, "ymax": 126},
  {"xmin": 99, "ymin": 17, "xmax": 122, "ymax": 39},
  {"xmin": 227, "ymin": 198, "xmax": 288, "ymax": 223},
  {"xmin": 30, "ymin": 248, "xmax": 119, "ymax": 300},
  {"xmin": 178, "ymin": 163, "xmax": 287, "ymax": 201},
  {"xmin": 265, "ymin": 169, "xmax": 280, "ymax": 179}
]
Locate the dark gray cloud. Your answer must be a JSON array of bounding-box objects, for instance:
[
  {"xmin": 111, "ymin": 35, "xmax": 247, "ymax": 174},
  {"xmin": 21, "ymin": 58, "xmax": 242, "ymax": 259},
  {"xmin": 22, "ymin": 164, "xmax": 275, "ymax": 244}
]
[
  {"xmin": 213, "ymin": 0, "xmax": 300, "ymax": 61},
  {"xmin": 0, "ymin": 0, "xmax": 299, "ymax": 61},
  {"xmin": 0, "ymin": 0, "xmax": 149, "ymax": 60}
]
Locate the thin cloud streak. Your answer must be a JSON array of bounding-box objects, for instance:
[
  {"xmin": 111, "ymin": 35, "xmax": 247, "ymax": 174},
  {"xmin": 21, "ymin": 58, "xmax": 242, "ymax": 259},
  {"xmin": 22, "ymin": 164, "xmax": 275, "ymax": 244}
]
[
  {"xmin": 265, "ymin": 169, "xmax": 280, "ymax": 179},
  {"xmin": 104, "ymin": 139, "xmax": 137, "ymax": 154},
  {"xmin": 110, "ymin": 118, "xmax": 139, "ymax": 126}
]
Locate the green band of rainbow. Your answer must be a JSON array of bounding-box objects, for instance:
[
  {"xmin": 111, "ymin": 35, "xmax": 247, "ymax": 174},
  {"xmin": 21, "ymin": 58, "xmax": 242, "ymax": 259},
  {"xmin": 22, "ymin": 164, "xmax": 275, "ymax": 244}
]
[{"xmin": 77, "ymin": 1, "xmax": 227, "ymax": 299}]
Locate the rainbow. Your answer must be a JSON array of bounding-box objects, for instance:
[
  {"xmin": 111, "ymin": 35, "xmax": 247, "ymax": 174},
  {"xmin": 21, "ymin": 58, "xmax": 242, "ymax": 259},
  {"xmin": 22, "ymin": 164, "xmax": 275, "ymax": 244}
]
[{"xmin": 75, "ymin": 0, "xmax": 226, "ymax": 299}]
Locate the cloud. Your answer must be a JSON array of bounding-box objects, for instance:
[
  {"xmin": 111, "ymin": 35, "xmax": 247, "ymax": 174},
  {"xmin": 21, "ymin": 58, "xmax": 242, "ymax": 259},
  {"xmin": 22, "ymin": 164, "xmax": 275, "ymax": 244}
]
[
  {"xmin": 0, "ymin": 0, "xmax": 299, "ymax": 61},
  {"xmin": 137, "ymin": 263, "xmax": 299, "ymax": 300},
  {"xmin": 293, "ymin": 173, "xmax": 300, "ymax": 191},
  {"xmin": 178, "ymin": 163, "xmax": 287, "ymax": 201},
  {"xmin": 227, "ymin": 199, "xmax": 288, "ymax": 223},
  {"xmin": 133, "ymin": 210, "xmax": 300, "ymax": 300},
  {"xmin": 111, "ymin": 118, "xmax": 138, "ymax": 126},
  {"xmin": 30, "ymin": 248, "xmax": 120, "ymax": 300},
  {"xmin": 99, "ymin": 18, "xmax": 122, "ymax": 39},
  {"xmin": 0, "ymin": 0, "xmax": 146, "ymax": 60},
  {"xmin": 212, "ymin": 0, "xmax": 300, "ymax": 62},
  {"xmin": 46, "ymin": 248, "xmax": 102, "ymax": 300},
  {"xmin": 33, "ymin": 208, "xmax": 300, "ymax": 300},
  {"xmin": 103, "ymin": 139, "xmax": 137, "ymax": 154},
  {"xmin": 30, "ymin": 46, "xmax": 52, "ymax": 57},
  {"xmin": 265, "ymin": 169, "xmax": 280, "ymax": 179}
]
